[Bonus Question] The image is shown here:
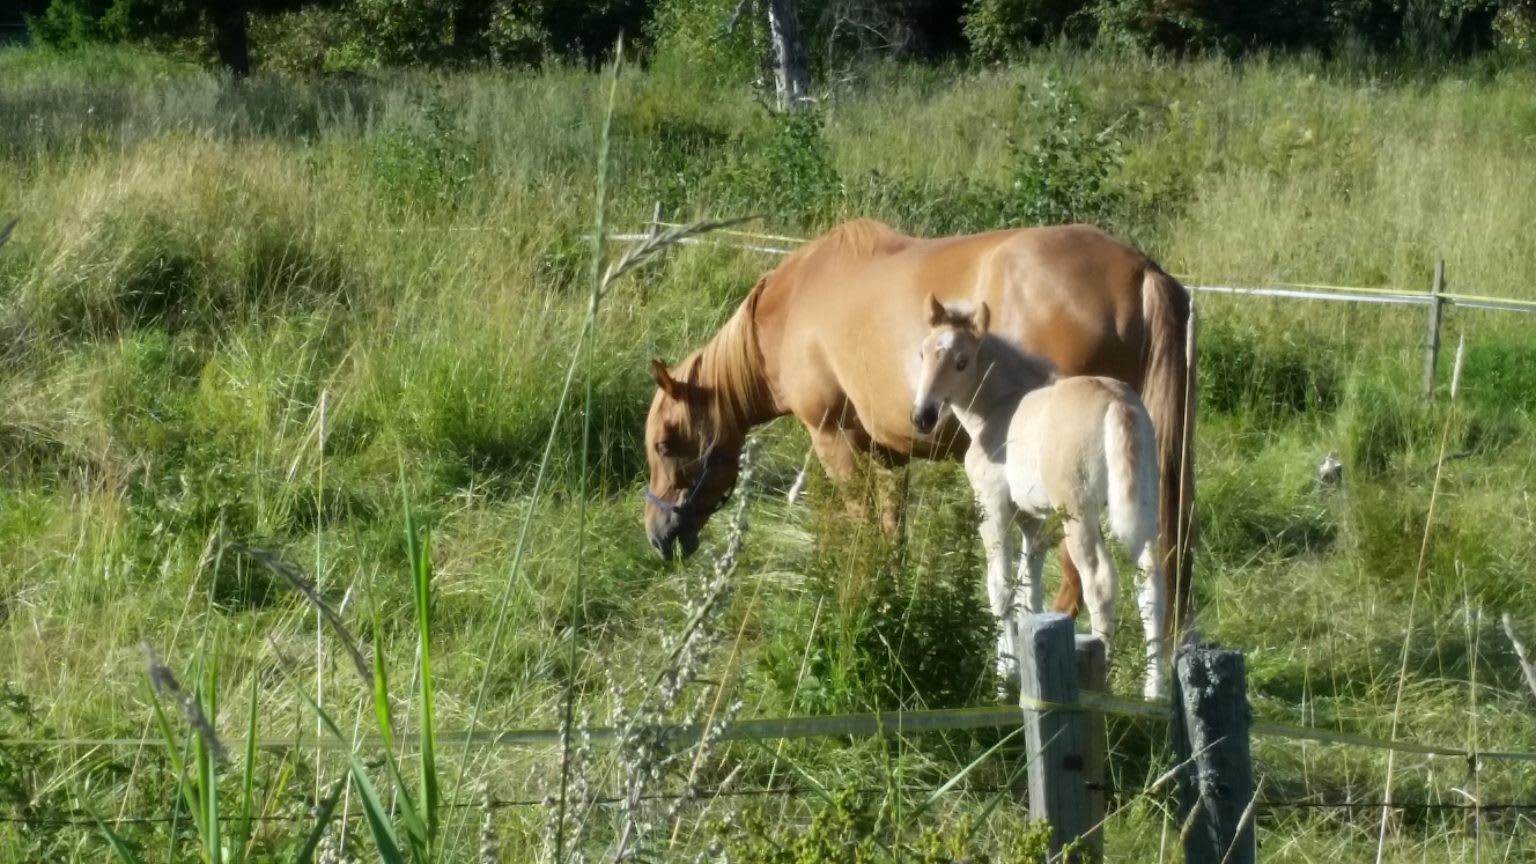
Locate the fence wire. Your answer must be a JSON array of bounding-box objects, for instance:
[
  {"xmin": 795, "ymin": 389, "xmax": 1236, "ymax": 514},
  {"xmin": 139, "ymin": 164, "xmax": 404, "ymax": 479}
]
[
  {"xmin": 619, "ymin": 220, "xmax": 1536, "ymax": 315},
  {"xmin": 10, "ymin": 784, "xmax": 1536, "ymax": 830}
]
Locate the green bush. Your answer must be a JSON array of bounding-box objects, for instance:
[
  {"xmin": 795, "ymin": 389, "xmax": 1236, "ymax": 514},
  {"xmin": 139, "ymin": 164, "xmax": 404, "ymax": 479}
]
[
  {"xmin": 1004, "ymin": 77, "xmax": 1130, "ymax": 229},
  {"xmin": 704, "ymin": 108, "xmax": 844, "ymax": 228},
  {"xmin": 368, "ymin": 97, "xmax": 476, "ymax": 214},
  {"xmin": 646, "ymin": 0, "xmax": 763, "ymax": 87},
  {"xmin": 963, "ymin": 0, "xmax": 1093, "ymax": 62}
]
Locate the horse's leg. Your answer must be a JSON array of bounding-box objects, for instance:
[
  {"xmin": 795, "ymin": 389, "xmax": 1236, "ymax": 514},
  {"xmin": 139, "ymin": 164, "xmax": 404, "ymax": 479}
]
[
  {"xmin": 1135, "ymin": 542, "xmax": 1169, "ymax": 701},
  {"xmin": 871, "ymin": 446, "xmax": 912, "ymax": 538},
  {"xmin": 809, "ymin": 424, "xmax": 860, "ymax": 483},
  {"xmin": 1050, "ymin": 541, "xmax": 1084, "ymax": 618},
  {"xmin": 1064, "ymin": 516, "xmax": 1118, "ymax": 664}
]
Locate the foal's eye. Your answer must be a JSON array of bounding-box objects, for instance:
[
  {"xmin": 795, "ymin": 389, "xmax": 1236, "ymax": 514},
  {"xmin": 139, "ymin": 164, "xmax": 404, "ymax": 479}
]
[{"xmin": 955, "ymin": 355, "xmax": 969, "ymax": 372}]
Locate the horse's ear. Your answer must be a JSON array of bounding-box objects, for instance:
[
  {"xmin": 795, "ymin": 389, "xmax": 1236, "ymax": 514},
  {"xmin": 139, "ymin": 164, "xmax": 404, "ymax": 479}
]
[
  {"xmin": 683, "ymin": 354, "xmax": 703, "ymax": 387},
  {"xmin": 974, "ymin": 301, "xmax": 991, "ymax": 335},
  {"xmin": 925, "ymin": 293, "xmax": 947, "ymax": 327},
  {"xmin": 651, "ymin": 358, "xmax": 682, "ymax": 398}
]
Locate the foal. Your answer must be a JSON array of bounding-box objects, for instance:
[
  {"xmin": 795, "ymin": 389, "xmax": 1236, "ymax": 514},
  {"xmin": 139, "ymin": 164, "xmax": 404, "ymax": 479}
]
[{"xmin": 910, "ymin": 294, "xmax": 1168, "ymax": 700}]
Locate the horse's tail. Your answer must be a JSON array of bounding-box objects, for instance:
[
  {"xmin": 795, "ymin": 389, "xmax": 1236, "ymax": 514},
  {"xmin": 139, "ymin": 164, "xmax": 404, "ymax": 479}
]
[
  {"xmin": 1103, "ymin": 396, "xmax": 1158, "ymax": 558},
  {"xmin": 1139, "ymin": 266, "xmax": 1197, "ymax": 642}
]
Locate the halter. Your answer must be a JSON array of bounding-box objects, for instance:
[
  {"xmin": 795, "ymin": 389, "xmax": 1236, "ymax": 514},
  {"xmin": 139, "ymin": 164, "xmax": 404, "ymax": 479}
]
[{"xmin": 643, "ymin": 444, "xmax": 735, "ymax": 521}]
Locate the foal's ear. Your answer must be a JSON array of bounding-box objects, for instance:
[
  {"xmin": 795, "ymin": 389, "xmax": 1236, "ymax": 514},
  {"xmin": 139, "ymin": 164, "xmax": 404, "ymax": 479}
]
[
  {"xmin": 925, "ymin": 292, "xmax": 947, "ymax": 327},
  {"xmin": 651, "ymin": 358, "xmax": 683, "ymax": 398},
  {"xmin": 974, "ymin": 301, "xmax": 991, "ymax": 335}
]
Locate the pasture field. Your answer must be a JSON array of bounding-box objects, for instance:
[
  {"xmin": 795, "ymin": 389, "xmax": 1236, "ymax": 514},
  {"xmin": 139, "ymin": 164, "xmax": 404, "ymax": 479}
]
[{"xmin": 3, "ymin": 43, "xmax": 1536, "ymax": 861}]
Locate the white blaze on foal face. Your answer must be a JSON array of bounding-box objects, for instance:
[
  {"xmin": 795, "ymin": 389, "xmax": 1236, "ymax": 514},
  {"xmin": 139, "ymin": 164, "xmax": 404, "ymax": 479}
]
[{"xmin": 912, "ymin": 326, "xmax": 978, "ymax": 433}]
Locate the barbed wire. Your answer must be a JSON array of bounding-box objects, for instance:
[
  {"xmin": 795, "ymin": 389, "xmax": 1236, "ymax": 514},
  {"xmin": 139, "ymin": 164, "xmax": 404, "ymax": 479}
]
[{"xmin": 9, "ymin": 783, "xmax": 1536, "ymax": 830}]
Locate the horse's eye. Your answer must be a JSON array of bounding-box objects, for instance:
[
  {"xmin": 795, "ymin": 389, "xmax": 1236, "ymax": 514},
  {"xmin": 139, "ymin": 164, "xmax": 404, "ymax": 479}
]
[{"xmin": 956, "ymin": 355, "xmax": 969, "ymax": 372}]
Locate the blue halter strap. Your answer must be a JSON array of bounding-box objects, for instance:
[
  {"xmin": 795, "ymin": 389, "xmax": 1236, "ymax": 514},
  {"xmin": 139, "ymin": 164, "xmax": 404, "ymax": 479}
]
[{"xmin": 643, "ymin": 445, "xmax": 733, "ymax": 519}]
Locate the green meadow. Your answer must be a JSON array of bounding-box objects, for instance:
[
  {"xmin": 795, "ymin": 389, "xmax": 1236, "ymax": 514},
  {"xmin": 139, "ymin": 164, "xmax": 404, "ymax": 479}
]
[{"xmin": 3, "ymin": 42, "xmax": 1536, "ymax": 861}]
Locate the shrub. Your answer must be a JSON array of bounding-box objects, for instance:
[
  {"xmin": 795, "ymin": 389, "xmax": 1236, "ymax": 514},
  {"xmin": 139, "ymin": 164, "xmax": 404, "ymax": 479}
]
[
  {"xmin": 963, "ymin": 0, "xmax": 1093, "ymax": 63},
  {"xmin": 705, "ymin": 108, "xmax": 843, "ymax": 228},
  {"xmin": 1003, "ymin": 77, "xmax": 1129, "ymax": 229},
  {"xmin": 647, "ymin": 0, "xmax": 765, "ymax": 87},
  {"xmin": 368, "ymin": 97, "xmax": 475, "ymax": 214}
]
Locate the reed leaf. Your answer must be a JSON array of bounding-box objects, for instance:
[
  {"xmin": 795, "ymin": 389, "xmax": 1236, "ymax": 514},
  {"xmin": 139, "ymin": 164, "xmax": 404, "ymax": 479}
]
[{"xmin": 404, "ymin": 486, "xmax": 441, "ymax": 856}]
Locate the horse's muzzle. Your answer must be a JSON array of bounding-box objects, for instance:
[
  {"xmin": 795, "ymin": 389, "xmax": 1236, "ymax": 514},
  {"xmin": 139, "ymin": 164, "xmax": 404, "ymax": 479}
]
[
  {"xmin": 911, "ymin": 404, "xmax": 939, "ymax": 435},
  {"xmin": 646, "ymin": 513, "xmax": 701, "ymax": 561}
]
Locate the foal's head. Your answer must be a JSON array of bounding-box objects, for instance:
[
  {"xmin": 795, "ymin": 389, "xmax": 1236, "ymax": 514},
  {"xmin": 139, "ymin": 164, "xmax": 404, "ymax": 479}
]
[{"xmin": 911, "ymin": 293, "xmax": 990, "ymax": 435}]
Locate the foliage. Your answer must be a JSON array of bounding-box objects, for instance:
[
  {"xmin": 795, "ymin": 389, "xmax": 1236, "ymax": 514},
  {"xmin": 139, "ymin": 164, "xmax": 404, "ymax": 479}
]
[
  {"xmin": 1001, "ymin": 77, "xmax": 1129, "ymax": 229},
  {"xmin": 719, "ymin": 785, "xmax": 1054, "ymax": 864},
  {"xmin": 704, "ymin": 108, "xmax": 844, "ymax": 228},
  {"xmin": 646, "ymin": 0, "xmax": 764, "ymax": 84},
  {"xmin": 8, "ymin": 41, "xmax": 1536, "ymax": 862},
  {"xmin": 963, "ymin": 0, "xmax": 1093, "ymax": 63},
  {"xmin": 367, "ymin": 96, "xmax": 476, "ymax": 213}
]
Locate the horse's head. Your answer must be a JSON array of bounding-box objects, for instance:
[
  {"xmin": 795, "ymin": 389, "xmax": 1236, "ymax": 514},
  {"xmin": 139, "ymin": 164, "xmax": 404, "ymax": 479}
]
[
  {"xmin": 912, "ymin": 293, "xmax": 990, "ymax": 434},
  {"xmin": 643, "ymin": 354, "xmax": 741, "ymax": 560}
]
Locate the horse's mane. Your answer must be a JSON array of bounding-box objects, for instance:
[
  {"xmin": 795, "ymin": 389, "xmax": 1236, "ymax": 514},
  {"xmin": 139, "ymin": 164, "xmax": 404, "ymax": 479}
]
[
  {"xmin": 680, "ymin": 284, "xmax": 775, "ymax": 444},
  {"xmin": 793, "ymin": 218, "xmax": 909, "ymax": 267},
  {"xmin": 678, "ymin": 221, "xmax": 913, "ymax": 443},
  {"xmin": 766, "ymin": 218, "xmax": 911, "ymax": 290}
]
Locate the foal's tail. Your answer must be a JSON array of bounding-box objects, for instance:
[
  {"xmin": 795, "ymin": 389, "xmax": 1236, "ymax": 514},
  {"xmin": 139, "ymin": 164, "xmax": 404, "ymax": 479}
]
[
  {"xmin": 1140, "ymin": 266, "xmax": 1197, "ymax": 641},
  {"xmin": 1103, "ymin": 397, "xmax": 1159, "ymax": 559}
]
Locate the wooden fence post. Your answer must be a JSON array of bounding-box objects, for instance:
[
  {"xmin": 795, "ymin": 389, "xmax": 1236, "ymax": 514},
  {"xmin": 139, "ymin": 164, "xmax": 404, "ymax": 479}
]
[
  {"xmin": 1173, "ymin": 645, "xmax": 1256, "ymax": 864},
  {"xmin": 1423, "ymin": 258, "xmax": 1446, "ymax": 399},
  {"xmin": 1074, "ymin": 634, "xmax": 1108, "ymax": 860},
  {"xmin": 1020, "ymin": 613, "xmax": 1091, "ymax": 862}
]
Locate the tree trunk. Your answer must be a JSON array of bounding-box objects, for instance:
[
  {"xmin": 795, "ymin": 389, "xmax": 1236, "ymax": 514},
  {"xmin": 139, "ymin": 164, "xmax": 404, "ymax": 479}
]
[
  {"xmin": 210, "ymin": 1, "xmax": 251, "ymax": 78},
  {"xmin": 766, "ymin": 0, "xmax": 810, "ymax": 110}
]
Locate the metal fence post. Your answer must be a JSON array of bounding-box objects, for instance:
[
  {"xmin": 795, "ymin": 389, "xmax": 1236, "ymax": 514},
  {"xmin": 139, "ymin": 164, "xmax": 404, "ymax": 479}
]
[
  {"xmin": 1173, "ymin": 644, "xmax": 1256, "ymax": 864},
  {"xmin": 1423, "ymin": 258, "xmax": 1446, "ymax": 399},
  {"xmin": 1020, "ymin": 613, "xmax": 1092, "ymax": 862}
]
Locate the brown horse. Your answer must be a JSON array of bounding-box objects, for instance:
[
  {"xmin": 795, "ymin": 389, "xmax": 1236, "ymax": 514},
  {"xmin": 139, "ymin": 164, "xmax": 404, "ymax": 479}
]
[{"xmin": 642, "ymin": 219, "xmax": 1196, "ymax": 638}]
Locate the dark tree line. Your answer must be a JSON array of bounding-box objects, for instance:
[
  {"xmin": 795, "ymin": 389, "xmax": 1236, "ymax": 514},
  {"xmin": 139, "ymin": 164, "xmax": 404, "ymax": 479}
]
[{"xmin": 24, "ymin": 0, "xmax": 1533, "ymax": 77}]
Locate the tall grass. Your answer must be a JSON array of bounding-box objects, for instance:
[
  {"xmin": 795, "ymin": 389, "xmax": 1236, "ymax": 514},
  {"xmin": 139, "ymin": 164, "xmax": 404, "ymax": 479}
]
[{"xmin": 3, "ymin": 41, "xmax": 1536, "ymax": 861}]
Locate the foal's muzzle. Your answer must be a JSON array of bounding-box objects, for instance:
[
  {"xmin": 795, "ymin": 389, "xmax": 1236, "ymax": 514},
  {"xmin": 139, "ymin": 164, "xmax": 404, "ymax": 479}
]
[{"xmin": 912, "ymin": 403, "xmax": 940, "ymax": 435}]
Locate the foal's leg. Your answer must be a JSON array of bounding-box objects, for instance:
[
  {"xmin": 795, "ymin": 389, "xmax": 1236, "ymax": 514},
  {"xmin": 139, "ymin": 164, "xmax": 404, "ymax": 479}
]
[
  {"xmin": 1014, "ymin": 517, "xmax": 1049, "ymax": 615},
  {"xmin": 1135, "ymin": 543, "xmax": 1169, "ymax": 701},
  {"xmin": 1064, "ymin": 516, "xmax": 1118, "ymax": 659},
  {"xmin": 967, "ymin": 459, "xmax": 1019, "ymax": 696}
]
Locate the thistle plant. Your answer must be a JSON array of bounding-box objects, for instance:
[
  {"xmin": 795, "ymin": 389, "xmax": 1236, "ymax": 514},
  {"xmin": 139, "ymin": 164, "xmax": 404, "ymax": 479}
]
[{"xmin": 542, "ymin": 435, "xmax": 761, "ymax": 863}]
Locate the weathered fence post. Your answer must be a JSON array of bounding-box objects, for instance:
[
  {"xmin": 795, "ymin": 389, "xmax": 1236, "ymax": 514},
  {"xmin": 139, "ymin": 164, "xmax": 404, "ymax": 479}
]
[
  {"xmin": 1020, "ymin": 613, "xmax": 1091, "ymax": 862},
  {"xmin": 1422, "ymin": 258, "xmax": 1446, "ymax": 399},
  {"xmin": 1074, "ymin": 634, "xmax": 1108, "ymax": 860},
  {"xmin": 1173, "ymin": 645, "xmax": 1256, "ymax": 864},
  {"xmin": 648, "ymin": 200, "xmax": 663, "ymax": 238}
]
